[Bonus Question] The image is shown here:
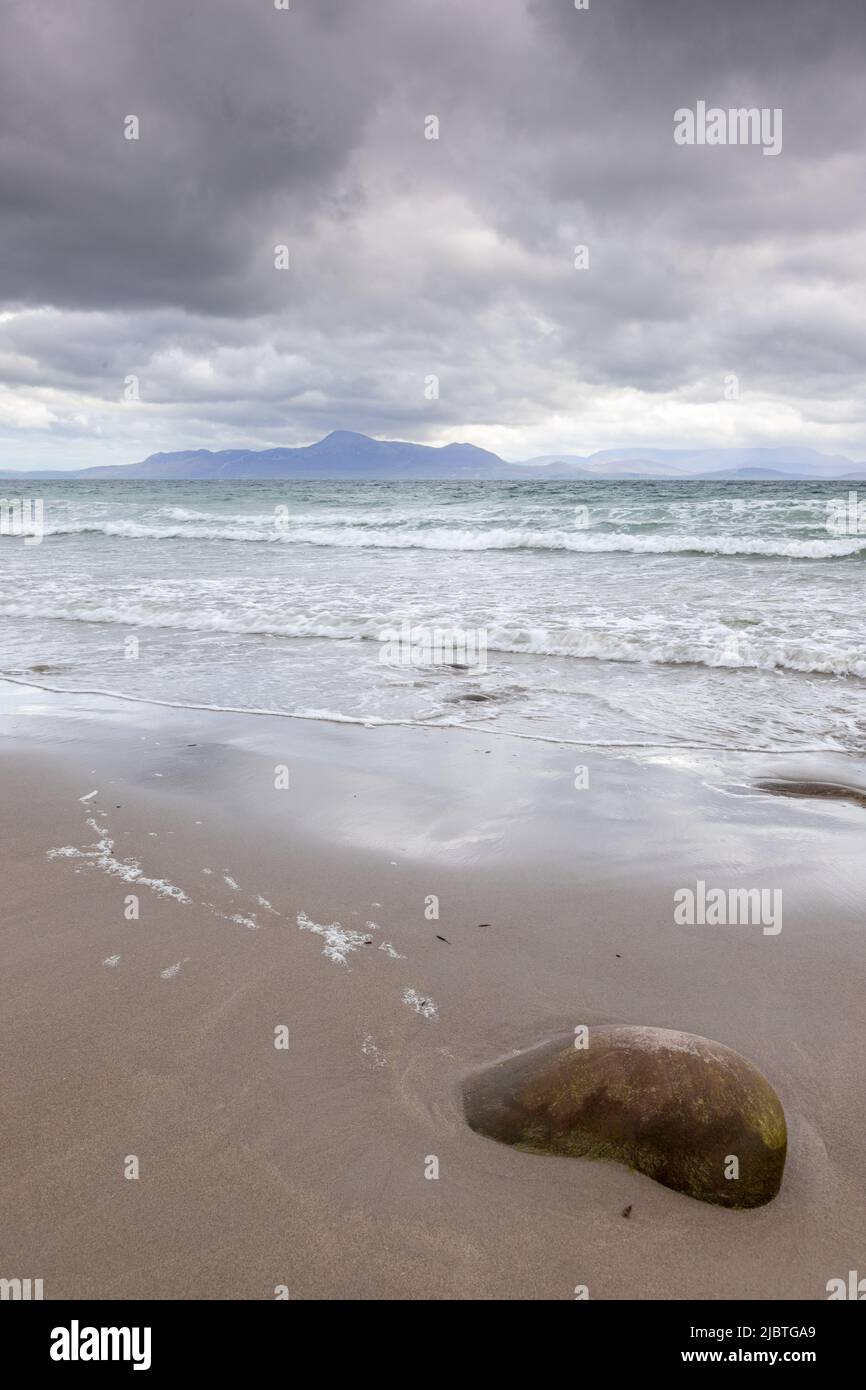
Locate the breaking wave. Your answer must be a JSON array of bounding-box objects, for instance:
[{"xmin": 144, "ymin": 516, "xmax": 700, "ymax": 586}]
[
  {"xmin": 1, "ymin": 599, "xmax": 864, "ymax": 679},
  {"xmin": 14, "ymin": 519, "xmax": 866, "ymax": 559}
]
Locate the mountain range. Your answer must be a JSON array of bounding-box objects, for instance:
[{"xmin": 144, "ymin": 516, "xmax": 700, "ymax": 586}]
[{"xmin": 3, "ymin": 433, "xmax": 866, "ymax": 481}]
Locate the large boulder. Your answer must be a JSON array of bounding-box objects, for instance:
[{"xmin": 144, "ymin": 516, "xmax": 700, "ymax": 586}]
[{"xmin": 463, "ymin": 1025, "xmax": 786, "ymax": 1208}]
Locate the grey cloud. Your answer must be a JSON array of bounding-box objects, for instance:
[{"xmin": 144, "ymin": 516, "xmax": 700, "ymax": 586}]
[{"xmin": 1, "ymin": 0, "xmax": 866, "ymax": 466}]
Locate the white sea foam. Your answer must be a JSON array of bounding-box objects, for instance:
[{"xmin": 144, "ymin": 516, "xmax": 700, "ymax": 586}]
[
  {"xmin": 297, "ymin": 910, "xmax": 374, "ymax": 966},
  {"xmin": 5, "ymin": 597, "xmax": 864, "ymax": 678},
  {"xmin": 160, "ymin": 958, "xmax": 189, "ymax": 979},
  {"xmin": 30, "ymin": 519, "xmax": 866, "ymax": 558},
  {"xmin": 48, "ymin": 817, "xmax": 191, "ymax": 902},
  {"xmin": 402, "ymin": 988, "xmax": 438, "ymax": 1019},
  {"xmin": 362, "ymin": 1036, "xmax": 387, "ymax": 1068}
]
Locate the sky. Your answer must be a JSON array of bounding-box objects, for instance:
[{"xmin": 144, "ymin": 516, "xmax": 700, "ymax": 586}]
[{"xmin": 2, "ymin": 0, "xmax": 866, "ymax": 470}]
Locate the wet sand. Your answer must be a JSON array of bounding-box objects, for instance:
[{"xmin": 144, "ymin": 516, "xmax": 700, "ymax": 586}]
[
  {"xmin": 756, "ymin": 778, "xmax": 866, "ymax": 810},
  {"xmin": 1, "ymin": 678, "xmax": 865, "ymax": 1299}
]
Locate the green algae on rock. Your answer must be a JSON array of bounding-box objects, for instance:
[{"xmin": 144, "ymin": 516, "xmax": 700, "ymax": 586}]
[{"xmin": 462, "ymin": 1025, "xmax": 787, "ymax": 1209}]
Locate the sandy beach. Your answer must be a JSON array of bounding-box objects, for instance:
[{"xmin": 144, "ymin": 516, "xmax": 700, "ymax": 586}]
[
  {"xmin": 4, "ymin": 0, "xmax": 866, "ymax": 1337},
  {"xmin": 2, "ymin": 675, "xmax": 865, "ymax": 1300}
]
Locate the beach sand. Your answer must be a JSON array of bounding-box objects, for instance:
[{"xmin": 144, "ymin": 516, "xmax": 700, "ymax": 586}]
[{"xmin": 1, "ymin": 677, "xmax": 865, "ymax": 1300}]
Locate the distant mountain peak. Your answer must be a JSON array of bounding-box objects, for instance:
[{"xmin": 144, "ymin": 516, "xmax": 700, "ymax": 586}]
[
  {"xmin": 319, "ymin": 429, "xmax": 370, "ymax": 443},
  {"xmin": 4, "ymin": 433, "xmax": 864, "ymax": 480}
]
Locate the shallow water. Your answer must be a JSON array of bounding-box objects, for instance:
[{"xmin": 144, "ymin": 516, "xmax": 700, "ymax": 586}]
[{"xmin": 2, "ymin": 477, "xmax": 865, "ymax": 751}]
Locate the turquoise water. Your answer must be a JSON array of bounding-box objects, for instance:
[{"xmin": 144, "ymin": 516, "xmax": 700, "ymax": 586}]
[{"xmin": 1, "ymin": 478, "xmax": 864, "ymax": 750}]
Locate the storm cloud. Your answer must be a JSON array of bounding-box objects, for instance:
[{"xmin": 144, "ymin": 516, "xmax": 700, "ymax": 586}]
[{"xmin": 2, "ymin": 0, "xmax": 866, "ymax": 468}]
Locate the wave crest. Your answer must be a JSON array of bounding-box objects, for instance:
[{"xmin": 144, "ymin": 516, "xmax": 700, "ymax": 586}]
[
  {"xmin": 1, "ymin": 600, "xmax": 864, "ymax": 679},
  {"xmin": 19, "ymin": 519, "xmax": 866, "ymax": 559}
]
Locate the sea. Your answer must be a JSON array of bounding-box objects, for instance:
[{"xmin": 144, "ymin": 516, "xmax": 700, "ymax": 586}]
[{"xmin": 1, "ymin": 477, "xmax": 864, "ymax": 752}]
